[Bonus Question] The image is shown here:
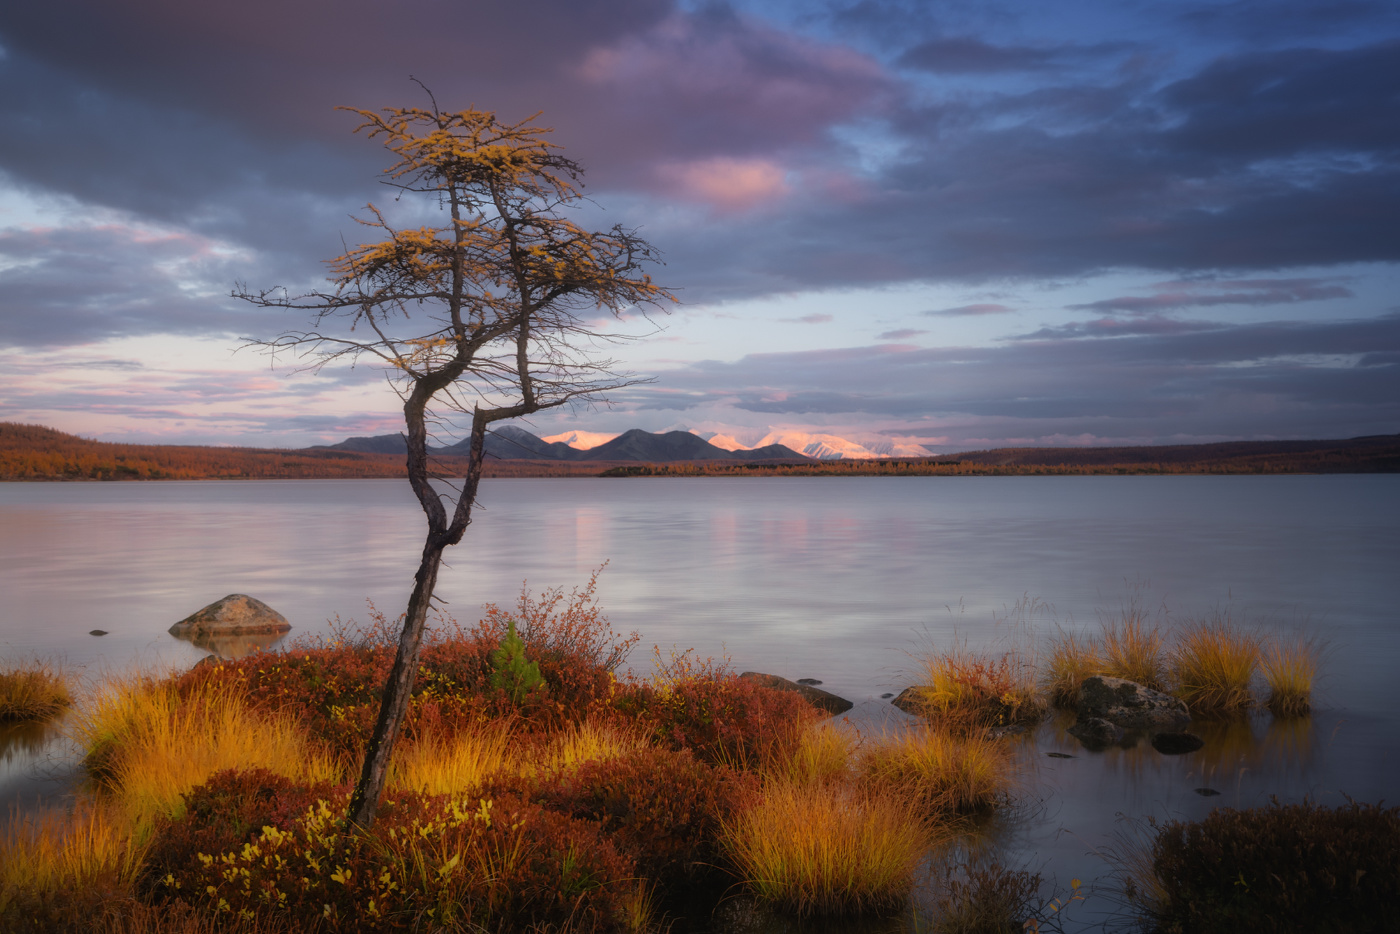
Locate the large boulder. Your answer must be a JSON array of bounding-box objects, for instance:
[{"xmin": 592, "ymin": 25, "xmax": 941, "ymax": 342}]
[
  {"xmin": 169, "ymin": 594, "xmax": 291, "ymax": 639},
  {"xmin": 738, "ymin": 672, "xmax": 853, "ymax": 716},
  {"xmin": 1066, "ymin": 717, "xmax": 1124, "ymax": 747},
  {"xmin": 1078, "ymin": 675, "xmax": 1189, "ymax": 730}
]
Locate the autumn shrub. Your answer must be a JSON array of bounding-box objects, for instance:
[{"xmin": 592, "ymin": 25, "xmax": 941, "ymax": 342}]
[
  {"xmin": 921, "ymin": 860, "xmax": 1055, "ymax": 934},
  {"xmin": 523, "ymin": 744, "xmax": 757, "ymax": 891},
  {"xmin": 1170, "ymin": 618, "xmax": 1260, "ymax": 715},
  {"xmin": 0, "ymin": 660, "xmax": 71, "ymax": 722},
  {"xmin": 906, "ymin": 647, "xmax": 1045, "ymax": 731},
  {"xmin": 1137, "ymin": 799, "xmax": 1400, "ymax": 934},
  {"xmin": 150, "ymin": 771, "xmax": 637, "ymax": 933},
  {"xmin": 621, "ymin": 650, "xmax": 817, "ymax": 767},
  {"xmin": 766, "ymin": 720, "xmax": 854, "ymax": 786}
]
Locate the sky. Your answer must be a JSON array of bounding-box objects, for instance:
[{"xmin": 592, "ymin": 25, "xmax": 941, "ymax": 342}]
[{"xmin": 0, "ymin": 0, "xmax": 1397, "ymax": 453}]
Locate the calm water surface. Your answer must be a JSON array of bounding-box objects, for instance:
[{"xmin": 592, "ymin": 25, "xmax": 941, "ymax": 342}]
[{"xmin": 2, "ymin": 475, "xmax": 1397, "ymax": 926}]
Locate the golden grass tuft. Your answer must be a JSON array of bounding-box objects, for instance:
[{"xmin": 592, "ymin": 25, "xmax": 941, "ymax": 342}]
[
  {"xmin": 1261, "ymin": 637, "xmax": 1320, "ymax": 717},
  {"xmin": 0, "ymin": 801, "xmax": 146, "ymax": 904},
  {"xmin": 1041, "ymin": 629, "xmax": 1103, "ymax": 709},
  {"xmin": 513, "ymin": 718, "xmax": 649, "ymax": 780},
  {"xmin": 0, "ymin": 660, "xmax": 72, "ymax": 723},
  {"xmin": 860, "ymin": 726, "xmax": 1016, "ymax": 815},
  {"xmin": 766, "ymin": 721, "xmax": 854, "ymax": 786},
  {"xmin": 1100, "ymin": 612, "xmax": 1167, "ymax": 690},
  {"xmin": 910, "ymin": 646, "xmax": 1045, "ymax": 731},
  {"xmin": 388, "ymin": 720, "xmax": 515, "ymax": 795},
  {"xmin": 1170, "ymin": 619, "xmax": 1261, "ymax": 714},
  {"xmin": 70, "ymin": 676, "xmax": 342, "ymax": 827},
  {"xmin": 721, "ymin": 778, "xmax": 928, "ymax": 915}
]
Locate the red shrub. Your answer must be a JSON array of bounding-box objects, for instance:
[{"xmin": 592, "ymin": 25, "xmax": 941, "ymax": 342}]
[
  {"xmin": 148, "ymin": 770, "xmax": 636, "ymax": 932},
  {"xmin": 522, "ymin": 745, "xmax": 757, "ymax": 889}
]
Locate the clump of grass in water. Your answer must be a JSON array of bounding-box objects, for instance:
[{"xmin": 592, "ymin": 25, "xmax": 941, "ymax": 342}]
[
  {"xmin": 1261, "ymin": 636, "xmax": 1320, "ymax": 717},
  {"xmin": 721, "ymin": 778, "xmax": 928, "ymax": 916},
  {"xmin": 859, "ymin": 726, "xmax": 1016, "ymax": 815},
  {"xmin": 1041, "ymin": 629, "xmax": 1103, "ymax": 709},
  {"xmin": 1099, "ymin": 607, "xmax": 1167, "ymax": 691},
  {"xmin": 910, "ymin": 645, "xmax": 1046, "ymax": 731},
  {"xmin": 1170, "ymin": 617, "xmax": 1260, "ymax": 714},
  {"xmin": 0, "ymin": 660, "xmax": 71, "ymax": 722}
]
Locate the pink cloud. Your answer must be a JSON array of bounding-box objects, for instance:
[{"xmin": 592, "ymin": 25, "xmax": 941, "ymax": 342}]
[{"xmin": 656, "ymin": 157, "xmax": 790, "ymax": 212}]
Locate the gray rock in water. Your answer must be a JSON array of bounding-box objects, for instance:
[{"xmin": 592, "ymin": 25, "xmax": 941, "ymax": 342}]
[
  {"xmin": 89, "ymin": 629, "xmax": 108, "ymax": 636},
  {"xmin": 1067, "ymin": 716, "xmax": 1125, "ymax": 747},
  {"xmin": 1078, "ymin": 675, "xmax": 1190, "ymax": 730},
  {"xmin": 738, "ymin": 672, "xmax": 854, "ymax": 716},
  {"xmin": 169, "ymin": 594, "xmax": 291, "ymax": 639}
]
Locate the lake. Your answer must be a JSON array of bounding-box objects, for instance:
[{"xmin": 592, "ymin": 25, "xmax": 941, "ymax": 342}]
[{"xmin": 2, "ymin": 475, "xmax": 1398, "ymax": 926}]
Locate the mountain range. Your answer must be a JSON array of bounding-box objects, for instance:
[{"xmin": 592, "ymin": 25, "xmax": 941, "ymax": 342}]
[{"xmin": 313, "ymin": 427, "xmax": 813, "ymax": 463}]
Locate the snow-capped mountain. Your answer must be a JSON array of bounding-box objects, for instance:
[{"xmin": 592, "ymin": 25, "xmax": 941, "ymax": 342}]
[
  {"xmin": 695, "ymin": 429, "xmax": 933, "ymax": 459},
  {"xmin": 541, "ymin": 430, "xmax": 620, "ymax": 449}
]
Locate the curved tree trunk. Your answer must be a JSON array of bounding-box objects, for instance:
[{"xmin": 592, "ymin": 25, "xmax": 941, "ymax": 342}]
[{"xmin": 345, "ymin": 533, "xmax": 446, "ymax": 828}]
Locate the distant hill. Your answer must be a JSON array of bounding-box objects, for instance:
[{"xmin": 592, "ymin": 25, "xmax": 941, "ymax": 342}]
[{"xmin": 314, "ymin": 426, "xmax": 811, "ymax": 463}]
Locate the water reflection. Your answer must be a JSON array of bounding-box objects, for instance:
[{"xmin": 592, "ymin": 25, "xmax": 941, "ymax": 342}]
[
  {"xmin": 1, "ymin": 718, "xmax": 63, "ymax": 763},
  {"xmin": 169, "ymin": 629, "xmax": 289, "ymax": 659}
]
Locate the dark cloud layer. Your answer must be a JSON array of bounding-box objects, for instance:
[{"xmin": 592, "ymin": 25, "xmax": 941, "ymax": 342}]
[{"xmin": 638, "ymin": 312, "xmax": 1400, "ymax": 442}]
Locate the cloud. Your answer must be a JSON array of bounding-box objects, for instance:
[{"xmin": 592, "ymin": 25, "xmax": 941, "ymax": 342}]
[
  {"xmin": 925, "ymin": 304, "xmax": 1015, "ymax": 317},
  {"xmin": 878, "ymin": 328, "xmax": 927, "ymax": 339},
  {"xmin": 1067, "ymin": 278, "xmax": 1355, "ymax": 314},
  {"xmin": 655, "ymin": 157, "xmax": 790, "ymax": 212},
  {"xmin": 781, "ymin": 313, "xmax": 834, "ymax": 324}
]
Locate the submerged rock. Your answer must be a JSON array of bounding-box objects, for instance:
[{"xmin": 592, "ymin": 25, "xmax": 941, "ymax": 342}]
[
  {"xmin": 89, "ymin": 629, "xmax": 108, "ymax": 636},
  {"xmin": 738, "ymin": 672, "xmax": 853, "ymax": 716},
  {"xmin": 1152, "ymin": 731, "xmax": 1205, "ymax": 755},
  {"xmin": 1067, "ymin": 716, "xmax": 1125, "ymax": 748},
  {"xmin": 1078, "ymin": 675, "xmax": 1190, "ymax": 730}
]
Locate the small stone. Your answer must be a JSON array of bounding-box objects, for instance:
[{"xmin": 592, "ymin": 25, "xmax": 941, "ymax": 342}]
[
  {"xmin": 1194, "ymin": 787, "xmax": 1222, "ymax": 797},
  {"xmin": 1046, "ymin": 752, "xmax": 1076, "ymax": 759},
  {"xmin": 880, "ymin": 692, "xmax": 894, "ymax": 699},
  {"xmin": 89, "ymin": 629, "xmax": 108, "ymax": 636},
  {"xmin": 795, "ymin": 678, "xmax": 823, "ymax": 686},
  {"xmin": 1152, "ymin": 731, "xmax": 1205, "ymax": 755}
]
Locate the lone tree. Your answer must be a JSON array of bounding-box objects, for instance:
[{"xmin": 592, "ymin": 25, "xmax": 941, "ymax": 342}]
[{"xmin": 239, "ymin": 98, "xmax": 672, "ymax": 827}]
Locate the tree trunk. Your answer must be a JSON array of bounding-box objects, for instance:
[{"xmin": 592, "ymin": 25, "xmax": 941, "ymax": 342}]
[{"xmin": 346, "ymin": 533, "xmax": 446, "ymax": 828}]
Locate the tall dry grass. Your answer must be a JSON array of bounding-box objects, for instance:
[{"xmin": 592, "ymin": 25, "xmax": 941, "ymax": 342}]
[
  {"xmin": 1099, "ymin": 610, "xmax": 1167, "ymax": 691},
  {"xmin": 1041, "ymin": 629, "xmax": 1103, "ymax": 709},
  {"xmin": 766, "ymin": 721, "xmax": 855, "ymax": 786},
  {"xmin": 0, "ymin": 802, "xmax": 146, "ymax": 907},
  {"xmin": 860, "ymin": 726, "xmax": 1016, "ymax": 815},
  {"xmin": 71, "ymin": 675, "xmax": 342, "ymax": 827},
  {"xmin": 1261, "ymin": 637, "xmax": 1320, "ymax": 717},
  {"xmin": 0, "ymin": 660, "xmax": 71, "ymax": 722},
  {"xmin": 721, "ymin": 777, "xmax": 928, "ymax": 915},
  {"xmin": 388, "ymin": 720, "xmax": 515, "ymax": 795},
  {"xmin": 1170, "ymin": 618, "xmax": 1260, "ymax": 714}
]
